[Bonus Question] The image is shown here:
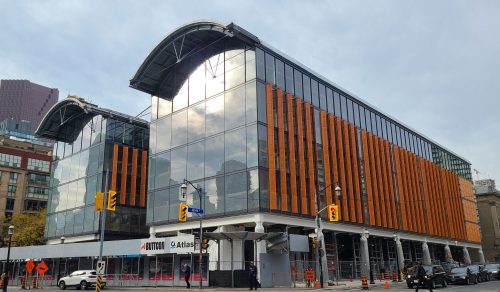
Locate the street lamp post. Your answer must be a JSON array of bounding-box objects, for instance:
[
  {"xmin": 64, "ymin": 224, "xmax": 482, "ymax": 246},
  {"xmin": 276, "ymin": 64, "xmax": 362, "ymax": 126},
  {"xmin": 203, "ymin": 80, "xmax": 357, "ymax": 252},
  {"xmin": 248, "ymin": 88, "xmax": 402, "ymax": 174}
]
[
  {"xmin": 393, "ymin": 234, "xmax": 401, "ymax": 281},
  {"xmin": 3, "ymin": 225, "xmax": 14, "ymax": 292},
  {"xmin": 181, "ymin": 179, "xmax": 203, "ymax": 290},
  {"xmin": 315, "ymin": 183, "xmax": 341, "ymax": 288}
]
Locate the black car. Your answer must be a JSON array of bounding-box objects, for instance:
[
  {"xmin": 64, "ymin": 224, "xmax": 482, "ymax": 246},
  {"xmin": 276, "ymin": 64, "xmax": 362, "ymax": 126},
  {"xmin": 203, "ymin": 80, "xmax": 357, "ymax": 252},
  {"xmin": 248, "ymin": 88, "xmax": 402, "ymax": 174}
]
[
  {"xmin": 448, "ymin": 267, "xmax": 477, "ymax": 285},
  {"xmin": 406, "ymin": 265, "xmax": 448, "ymax": 289},
  {"xmin": 469, "ymin": 265, "xmax": 490, "ymax": 282},
  {"xmin": 484, "ymin": 263, "xmax": 500, "ymax": 280}
]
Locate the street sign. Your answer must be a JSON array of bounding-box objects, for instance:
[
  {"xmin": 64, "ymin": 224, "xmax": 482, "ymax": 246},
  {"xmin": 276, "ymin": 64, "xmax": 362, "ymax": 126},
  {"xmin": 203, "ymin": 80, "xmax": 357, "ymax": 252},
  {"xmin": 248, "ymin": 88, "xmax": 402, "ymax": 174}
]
[
  {"xmin": 36, "ymin": 261, "xmax": 49, "ymax": 275},
  {"xmin": 26, "ymin": 259, "xmax": 35, "ymax": 273},
  {"xmin": 188, "ymin": 207, "xmax": 204, "ymax": 214},
  {"xmin": 96, "ymin": 261, "xmax": 106, "ymax": 275}
]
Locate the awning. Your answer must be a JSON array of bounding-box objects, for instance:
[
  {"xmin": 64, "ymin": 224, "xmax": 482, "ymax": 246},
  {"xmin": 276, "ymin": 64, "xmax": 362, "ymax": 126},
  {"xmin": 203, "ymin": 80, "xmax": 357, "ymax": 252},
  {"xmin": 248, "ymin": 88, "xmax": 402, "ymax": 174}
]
[{"xmin": 203, "ymin": 231, "xmax": 284, "ymax": 242}]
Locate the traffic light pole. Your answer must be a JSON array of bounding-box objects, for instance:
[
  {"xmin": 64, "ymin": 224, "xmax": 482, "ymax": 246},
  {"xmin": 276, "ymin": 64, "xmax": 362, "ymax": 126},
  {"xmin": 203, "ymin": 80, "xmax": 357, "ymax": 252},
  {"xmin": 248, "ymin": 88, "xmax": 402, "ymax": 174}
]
[{"xmin": 98, "ymin": 169, "xmax": 110, "ymax": 262}]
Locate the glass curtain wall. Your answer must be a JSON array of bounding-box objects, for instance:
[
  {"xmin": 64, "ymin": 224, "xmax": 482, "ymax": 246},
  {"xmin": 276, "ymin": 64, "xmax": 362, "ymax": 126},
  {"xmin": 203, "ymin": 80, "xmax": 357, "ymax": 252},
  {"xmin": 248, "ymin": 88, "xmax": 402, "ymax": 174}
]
[{"xmin": 148, "ymin": 38, "xmax": 259, "ymax": 224}]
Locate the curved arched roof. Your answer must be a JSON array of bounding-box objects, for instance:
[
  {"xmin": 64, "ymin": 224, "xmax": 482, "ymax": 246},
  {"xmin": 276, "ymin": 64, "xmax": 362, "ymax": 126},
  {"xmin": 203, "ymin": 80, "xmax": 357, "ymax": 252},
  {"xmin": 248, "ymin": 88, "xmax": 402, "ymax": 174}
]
[
  {"xmin": 129, "ymin": 20, "xmax": 259, "ymax": 99},
  {"xmin": 36, "ymin": 96, "xmax": 148, "ymax": 143}
]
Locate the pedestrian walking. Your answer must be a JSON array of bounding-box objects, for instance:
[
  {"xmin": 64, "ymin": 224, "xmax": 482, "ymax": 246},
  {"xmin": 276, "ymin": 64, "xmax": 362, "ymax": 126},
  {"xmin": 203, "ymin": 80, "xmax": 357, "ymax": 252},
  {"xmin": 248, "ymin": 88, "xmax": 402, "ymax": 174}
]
[
  {"xmin": 183, "ymin": 264, "xmax": 191, "ymax": 289},
  {"xmin": 248, "ymin": 261, "xmax": 258, "ymax": 290},
  {"xmin": 415, "ymin": 262, "xmax": 433, "ymax": 292}
]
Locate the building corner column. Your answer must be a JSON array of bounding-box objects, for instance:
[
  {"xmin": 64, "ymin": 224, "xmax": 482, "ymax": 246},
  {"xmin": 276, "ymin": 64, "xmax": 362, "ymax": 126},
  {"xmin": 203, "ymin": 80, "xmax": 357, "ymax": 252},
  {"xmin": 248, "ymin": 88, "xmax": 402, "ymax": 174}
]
[
  {"xmin": 394, "ymin": 235, "xmax": 405, "ymax": 276},
  {"xmin": 255, "ymin": 220, "xmax": 266, "ymax": 283},
  {"xmin": 444, "ymin": 244, "xmax": 454, "ymax": 263},
  {"xmin": 478, "ymin": 248, "xmax": 485, "ymax": 264},
  {"xmin": 462, "ymin": 246, "xmax": 471, "ymax": 265},
  {"xmin": 360, "ymin": 230, "xmax": 370, "ymax": 278},
  {"xmin": 422, "ymin": 241, "xmax": 431, "ymax": 265}
]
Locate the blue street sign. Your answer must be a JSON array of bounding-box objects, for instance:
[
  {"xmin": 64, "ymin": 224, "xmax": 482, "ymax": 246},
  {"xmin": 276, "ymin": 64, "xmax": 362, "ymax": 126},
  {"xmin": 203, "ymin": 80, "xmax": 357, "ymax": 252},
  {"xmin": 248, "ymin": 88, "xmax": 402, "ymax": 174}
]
[{"xmin": 188, "ymin": 207, "xmax": 204, "ymax": 214}]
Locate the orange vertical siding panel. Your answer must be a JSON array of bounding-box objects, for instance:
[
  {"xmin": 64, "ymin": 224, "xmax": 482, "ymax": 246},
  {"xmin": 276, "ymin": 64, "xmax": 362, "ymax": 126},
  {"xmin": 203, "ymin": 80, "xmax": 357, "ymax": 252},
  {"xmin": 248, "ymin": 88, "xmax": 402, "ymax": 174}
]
[
  {"xmin": 296, "ymin": 99, "xmax": 308, "ymax": 215},
  {"xmin": 443, "ymin": 169, "xmax": 454, "ymax": 238},
  {"xmin": 373, "ymin": 136, "xmax": 387, "ymax": 228},
  {"xmin": 413, "ymin": 156, "xmax": 424, "ymax": 233},
  {"xmin": 379, "ymin": 138, "xmax": 393, "ymax": 229},
  {"xmin": 286, "ymin": 94, "xmax": 298, "ymax": 213},
  {"xmin": 350, "ymin": 124, "xmax": 363, "ymax": 224},
  {"xmin": 120, "ymin": 146, "xmax": 129, "ymax": 205},
  {"xmin": 320, "ymin": 111, "xmax": 333, "ymax": 206},
  {"xmin": 342, "ymin": 121, "xmax": 356, "ymax": 223},
  {"xmin": 368, "ymin": 133, "xmax": 380, "ymax": 226},
  {"xmin": 418, "ymin": 158, "xmax": 427, "ymax": 233},
  {"xmin": 453, "ymin": 173, "xmax": 463, "ymax": 239},
  {"xmin": 362, "ymin": 131, "xmax": 375, "ymax": 225},
  {"xmin": 139, "ymin": 150, "xmax": 147, "ymax": 207},
  {"xmin": 430, "ymin": 164, "xmax": 443, "ymax": 237},
  {"xmin": 394, "ymin": 146, "xmax": 408, "ymax": 230},
  {"xmin": 447, "ymin": 171, "xmax": 458, "ymax": 239},
  {"xmin": 401, "ymin": 150, "xmax": 414, "ymax": 232},
  {"xmin": 385, "ymin": 142, "xmax": 397, "ymax": 229},
  {"xmin": 435, "ymin": 166, "xmax": 447, "ymax": 237},
  {"xmin": 335, "ymin": 117, "xmax": 349, "ymax": 221},
  {"xmin": 407, "ymin": 153, "xmax": 419, "ymax": 233},
  {"xmin": 111, "ymin": 144, "xmax": 119, "ymax": 191},
  {"xmin": 304, "ymin": 103, "xmax": 317, "ymax": 216},
  {"xmin": 276, "ymin": 89, "xmax": 288, "ymax": 211},
  {"xmin": 130, "ymin": 148, "xmax": 138, "ymax": 207},
  {"xmin": 420, "ymin": 160, "xmax": 432, "ymax": 235},
  {"xmin": 328, "ymin": 115, "xmax": 341, "ymax": 217},
  {"xmin": 265, "ymin": 84, "xmax": 278, "ymax": 210},
  {"xmin": 427, "ymin": 160, "xmax": 438, "ymax": 236}
]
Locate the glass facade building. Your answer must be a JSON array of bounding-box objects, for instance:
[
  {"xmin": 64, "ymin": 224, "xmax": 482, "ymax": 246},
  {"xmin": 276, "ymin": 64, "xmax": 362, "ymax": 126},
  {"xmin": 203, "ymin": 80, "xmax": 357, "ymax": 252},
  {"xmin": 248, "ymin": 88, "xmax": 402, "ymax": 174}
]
[{"xmin": 37, "ymin": 97, "xmax": 149, "ymax": 242}]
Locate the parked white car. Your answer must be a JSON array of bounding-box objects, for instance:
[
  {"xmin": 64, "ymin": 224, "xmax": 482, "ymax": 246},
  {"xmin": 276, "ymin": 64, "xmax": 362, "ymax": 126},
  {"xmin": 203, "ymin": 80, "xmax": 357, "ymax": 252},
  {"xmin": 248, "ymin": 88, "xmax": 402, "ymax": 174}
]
[{"xmin": 58, "ymin": 270, "xmax": 106, "ymax": 290}]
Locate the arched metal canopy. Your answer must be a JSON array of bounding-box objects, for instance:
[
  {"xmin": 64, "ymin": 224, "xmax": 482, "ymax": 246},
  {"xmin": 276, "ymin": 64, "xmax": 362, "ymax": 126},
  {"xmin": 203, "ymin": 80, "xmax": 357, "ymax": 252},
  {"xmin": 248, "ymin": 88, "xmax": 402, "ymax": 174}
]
[
  {"xmin": 36, "ymin": 96, "xmax": 148, "ymax": 143},
  {"xmin": 129, "ymin": 20, "xmax": 260, "ymax": 99}
]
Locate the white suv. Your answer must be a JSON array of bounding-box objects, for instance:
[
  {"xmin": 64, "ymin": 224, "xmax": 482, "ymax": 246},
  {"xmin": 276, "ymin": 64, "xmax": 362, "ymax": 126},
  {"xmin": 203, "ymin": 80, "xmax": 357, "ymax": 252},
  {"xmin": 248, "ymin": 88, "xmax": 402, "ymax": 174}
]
[{"xmin": 58, "ymin": 270, "xmax": 106, "ymax": 290}]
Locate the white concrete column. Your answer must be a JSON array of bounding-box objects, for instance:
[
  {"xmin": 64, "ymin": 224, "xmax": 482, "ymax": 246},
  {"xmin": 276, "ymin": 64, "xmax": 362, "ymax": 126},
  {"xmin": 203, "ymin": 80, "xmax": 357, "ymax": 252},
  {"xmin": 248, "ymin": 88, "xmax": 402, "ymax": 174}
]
[
  {"xmin": 478, "ymin": 248, "xmax": 486, "ymax": 264},
  {"xmin": 422, "ymin": 241, "xmax": 431, "ymax": 265},
  {"xmin": 360, "ymin": 231, "xmax": 370, "ymax": 277},
  {"xmin": 394, "ymin": 236, "xmax": 405, "ymax": 274},
  {"xmin": 444, "ymin": 244, "xmax": 453, "ymax": 263},
  {"xmin": 463, "ymin": 247, "xmax": 471, "ymax": 265},
  {"xmin": 317, "ymin": 220, "xmax": 329, "ymax": 287},
  {"xmin": 255, "ymin": 220, "xmax": 266, "ymax": 282}
]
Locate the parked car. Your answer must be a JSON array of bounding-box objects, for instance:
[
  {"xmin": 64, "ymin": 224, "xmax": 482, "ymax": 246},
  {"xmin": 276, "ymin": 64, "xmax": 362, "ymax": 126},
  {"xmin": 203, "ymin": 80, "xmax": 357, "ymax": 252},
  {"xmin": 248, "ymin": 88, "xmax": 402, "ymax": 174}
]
[
  {"xmin": 448, "ymin": 267, "xmax": 477, "ymax": 285},
  {"xmin": 406, "ymin": 265, "xmax": 448, "ymax": 289},
  {"xmin": 469, "ymin": 265, "xmax": 490, "ymax": 282},
  {"xmin": 484, "ymin": 263, "xmax": 500, "ymax": 280},
  {"xmin": 58, "ymin": 270, "xmax": 106, "ymax": 290}
]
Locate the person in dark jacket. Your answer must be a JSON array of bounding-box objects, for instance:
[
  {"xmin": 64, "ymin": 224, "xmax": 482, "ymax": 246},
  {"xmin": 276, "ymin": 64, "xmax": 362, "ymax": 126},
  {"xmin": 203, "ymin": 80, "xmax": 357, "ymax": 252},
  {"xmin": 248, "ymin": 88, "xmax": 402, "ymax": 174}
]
[
  {"xmin": 183, "ymin": 264, "xmax": 191, "ymax": 289},
  {"xmin": 248, "ymin": 261, "xmax": 258, "ymax": 290},
  {"xmin": 415, "ymin": 262, "xmax": 433, "ymax": 292}
]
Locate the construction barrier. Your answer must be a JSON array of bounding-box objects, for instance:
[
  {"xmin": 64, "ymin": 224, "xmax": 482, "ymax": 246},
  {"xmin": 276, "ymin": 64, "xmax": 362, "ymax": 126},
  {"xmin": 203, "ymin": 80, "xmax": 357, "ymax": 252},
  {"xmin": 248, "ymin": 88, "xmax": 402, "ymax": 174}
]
[
  {"xmin": 32, "ymin": 276, "xmax": 38, "ymax": 289},
  {"xmin": 392, "ymin": 271, "xmax": 397, "ymax": 282},
  {"xmin": 0, "ymin": 279, "xmax": 4, "ymax": 290},
  {"xmin": 380, "ymin": 272, "xmax": 384, "ymax": 281},
  {"xmin": 21, "ymin": 276, "xmax": 27, "ymax": 289},
  {"xmin": 361, "ymin": 275, "xmax": 369, "ymax": 290},
  {"xmin": 384, "ymin": 271, "xmax": 389, "ymax": 281}
]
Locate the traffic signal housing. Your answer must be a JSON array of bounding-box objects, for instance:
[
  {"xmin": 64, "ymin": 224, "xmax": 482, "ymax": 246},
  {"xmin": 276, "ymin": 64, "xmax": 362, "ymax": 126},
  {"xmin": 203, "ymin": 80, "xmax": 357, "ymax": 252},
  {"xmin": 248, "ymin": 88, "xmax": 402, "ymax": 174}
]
[
  {"xmin": 95, "ymin": 192, "xmax": 104, "ymax": 211},
  {"xmin": 179, "ymin": 203, "xmax": 188, "ymax": 222},
  {"xmin": 202, "ymin": 239, "xmax": 209, "ymax": 249},
  {"xmin": 327, "ymin": 204, "xmax": 339, "ymax": 222},
  {"xmin": 311, "ymin": 237, "xmax": 318, "ymax": 249},
  {"xmin": 107, "ymin": 190, "xmax": 117, "ymax": 211}
]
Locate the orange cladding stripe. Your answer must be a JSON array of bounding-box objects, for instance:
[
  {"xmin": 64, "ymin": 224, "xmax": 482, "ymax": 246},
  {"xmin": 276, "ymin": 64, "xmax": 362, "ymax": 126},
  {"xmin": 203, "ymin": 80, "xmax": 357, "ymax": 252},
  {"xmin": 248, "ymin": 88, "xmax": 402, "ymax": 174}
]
[
  {"xmin": 139, "ymin": 150, "xmax": 147, "ymax": 207},
  {"xmin": 304, "ymin": 102, "xmax": 316, "ymax": 216},
  {"xmin": 111, "ymin": 144, "xmax": 119, "ymax": 190},
  {"xmin": 265, "ymin": 84, "xmax": 278, "ymax": 210},
  {"xmin": 296, "ymin": 99, "xmax": 308, "ymax": 215},
  {"xmin": 361, "ymin": 130, "xmax": 375, "ymax": 225},
  {"xmin": 385, "ymin": 141, "xmax": 397, "ymax": 229},
  {"xmin": 350, "ymin": 124, "xmax": 363, "ymax": 224},
  {"xmin": 120, "ymin": 146, "xmax": 129, "ymax": 205},
  {"xmin": 427, "ymin": 160, "xmax": 438, "ymax": 236},
  {"xmin": 130, "ymin": 148, "xmax": 138, "ymax": 207},
  {"xmin": 401, "ymin": 149, "xmax": 414, "ymax": 232},
  {"xmin": 416, "ymin": 157, "xmax": 428, "ymax": 234},
  {"xmin": 374, "ymin": 136, "xmax": 387, "ymax": 228},
  {"xmin": 329, "ymin": 114, "xmax": 342, "ymax": 218},
  {"xmin": 320, "ymin": 111, "xmax": 333, "ymax": 206},
  {"xmin": 368, "ymin": 133, "xmax": 380, "ymax": 226},
  {"xmin": 379, "ymin": 138, "xmax": 393, "ymax": 229},
  {"xmin": 419, "ymin": 160, "xmax": 431, "ymax": 234},
  {"xmin": 287, "ymin": 93, "xmax": 298, "ymax": 213},
  {"xmin": 276, "ymin": 89, "xmax": 288, "ymax": 211},
  {"xmin": 412, "ymin": 155, "xmax": 424, "ymax": 233},
  {"xmin": 342, "ymin": 120, "xmax": 356, "ymax": 223},
  {"xmin": 335, "ymin": 117, "xmax": 349, "ymax": 221},
  {"xmin": 431, "ymin": 164, "xmax": 444, "ymax": 237},
  {"xmin": 394, "ymin": 146, "xmax": 407, "ymax": 230}
]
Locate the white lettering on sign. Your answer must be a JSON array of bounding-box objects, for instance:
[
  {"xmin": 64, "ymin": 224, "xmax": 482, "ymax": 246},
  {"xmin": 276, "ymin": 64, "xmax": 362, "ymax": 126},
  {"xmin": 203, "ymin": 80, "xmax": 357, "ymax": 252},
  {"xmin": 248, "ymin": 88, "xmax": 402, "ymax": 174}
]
[{"xmin": 139, "ymin": 235, "xmax": 195, "ymax": 255}]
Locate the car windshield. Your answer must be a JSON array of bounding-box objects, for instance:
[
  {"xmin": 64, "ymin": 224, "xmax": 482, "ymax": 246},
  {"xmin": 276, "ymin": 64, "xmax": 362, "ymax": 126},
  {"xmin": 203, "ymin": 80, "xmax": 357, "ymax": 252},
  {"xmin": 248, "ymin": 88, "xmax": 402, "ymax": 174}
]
[
  {"xmin": 412, "ymin": 266, "xmax": 433, "ymax": 275},
  {"xmin": 90, "ymin": 271, "xmax": 97, "ymax": 275},
  {"xmin": 451, "ymin": 268, "xmax": 467, "ymax": 273},
  {"xmin": 485, "ymin": 264, "xmax": 499, "ymax": 269},
  {"xmin": 468, "ymin": 266, "xmax": 479, "ymax": 271}
]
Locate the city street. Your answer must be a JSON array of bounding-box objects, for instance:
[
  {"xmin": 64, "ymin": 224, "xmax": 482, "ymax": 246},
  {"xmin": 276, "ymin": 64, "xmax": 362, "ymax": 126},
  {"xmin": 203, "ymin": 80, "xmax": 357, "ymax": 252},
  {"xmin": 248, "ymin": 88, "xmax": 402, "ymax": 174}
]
[{"xmin": 8, "ymin": 280, "xmax": 499, "ymax": 292}]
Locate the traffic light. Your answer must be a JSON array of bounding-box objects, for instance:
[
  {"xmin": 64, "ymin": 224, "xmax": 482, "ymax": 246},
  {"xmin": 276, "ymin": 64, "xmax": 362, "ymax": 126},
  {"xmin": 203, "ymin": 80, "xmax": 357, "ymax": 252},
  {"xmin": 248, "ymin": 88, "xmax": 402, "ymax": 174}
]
[
  {"xmin": 107, "ymin": 190, "xmax": 117, "ymax": 211},
  {"xmin": 202, "ymin": 239, "xmax": 209, "ymax": 249},
  {"xmin": 327, "ymin": 204, "xmax": 339, "ymax": 222},
  {"xmin": 179, "ymin": 203, "xmax": 188, "ymax": 222},
  {"xmin": 311, "ymin": 238, "xmax": 318, "ymax": 249},
  {"xmin": 95, "ymin": 192, "xmax": 104, "ymax": 212}
]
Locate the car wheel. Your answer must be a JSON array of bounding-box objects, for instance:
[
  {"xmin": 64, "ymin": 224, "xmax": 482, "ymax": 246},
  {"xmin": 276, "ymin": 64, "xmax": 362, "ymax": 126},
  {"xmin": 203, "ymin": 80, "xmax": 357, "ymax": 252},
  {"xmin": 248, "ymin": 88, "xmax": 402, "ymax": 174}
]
[
  {"xmin": 467, "ymin": 277, "xmax": 471, "ymax": 285},
  {"xmin": 408, "ymin": 283, "xmax": 413, "ymax": 289},
  {"xmin": 80, "ymin": 281, "xmax": 88, "ymax": 290},
  {"xmin": 442, "ymin": 279, "xmax": 447, "ymax": 288},
  {"xmin": 59, "ymin": 281, "xmax": 66, "ymax": 290},
  {"xmin": 430, "ymin": 280, "xmax": 435, "ymax": 289}
]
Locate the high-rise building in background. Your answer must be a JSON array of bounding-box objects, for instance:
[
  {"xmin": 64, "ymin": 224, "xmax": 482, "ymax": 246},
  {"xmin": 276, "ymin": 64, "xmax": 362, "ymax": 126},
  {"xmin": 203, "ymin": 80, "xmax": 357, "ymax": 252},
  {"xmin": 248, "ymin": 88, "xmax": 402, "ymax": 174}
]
[
  {"xmin": 475, "ymin": 179, "xmax": 500, "ymax": 262},
  {"xmin": 0, "ymin": 80, "xmax": 59, "ymax": 132}
]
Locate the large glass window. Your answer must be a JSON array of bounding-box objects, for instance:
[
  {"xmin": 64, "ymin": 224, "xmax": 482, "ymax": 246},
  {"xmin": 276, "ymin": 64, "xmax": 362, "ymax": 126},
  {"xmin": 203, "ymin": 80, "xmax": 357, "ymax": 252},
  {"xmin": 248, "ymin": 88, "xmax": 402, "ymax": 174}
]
[
  {"xmin": 333, "ymin": 91, "xmax": 341, "ymax": 117},
  {"xmin": 275, "ymin": 59, "xmax": 285, "ymax": 89},
  {"xmin": 340, "ymin": 95, "xmax": 348, "ymax": 120},
  {"xmin": 204, "ymin": 177, "xmax": 224, "ymax": 216},
  {"xmin": 265, "ymin": 53, "xmax": 275, "ymax": 85},
  {"xmin": 245, "ymin": 49, "xmax": 256, "ymax": 81},
  {"xmin": 153, "ymin": 188, "xmax": 169, "ymax": 222},
  {"xmin": 155, "ymin": 151, "xmax": 171, "ymax": 190},
  {"xmin": 205, "ymin": 134, "xmax": 224, "ymax": 177},
  {"xmin": 225, "ymin": 127, "xmax": 247, "ymax": 173},
  {"xmin": 158, "ymin": 98, "xmax": 172, "ymax": 118},
  {"xmin": 188, "ymin": 103, "xmax": 205, "ymax": 143},
  {"xmin": 347, "ymin": 99, "xmax": 354, "ymax": 123},
  {"xmin": 246, "ymin": 81, "xmax": 257, "ymax": 124},
  {"xmin": 225, "ymin": 171, "xmax": 247, "ymax": 213},
  {"xmin": 149, "ymin": 122, "xmax": 157, "ymax": 155},
  {"xmin": 226, "ymin": 49, "xmax": 245, "ymax": 90},
  {"xmin": 258, "ymin": 125, "xmax": 268, "ymax": 167},
  {"xmin": 311, "ymin": 79, "xmax": 319, "ymax": 107},
  {"xmin": 156, "ymin": 116, "xmax": 172, "ymax": 152},
  {"xmin": 256, "ymin": 82, "xmax": 266, "ymax": 123},
  {"xmin": 205, "ymin": 94, "xmax": 224, "ymax": 137},
  {"xmin": 303, "ymin": 75, "xmax": 311, "ymax": 102},
  {"xmin": 255, "ymin": 48, "xmax": 265, "ymax": 81},
  {"xmin": 285, "ymin": 64, "xmax": 294, "ymax": 95},
  {"xmin": 187, "ymin": 140, "xmax": 205, "ymax": 181},
  {"xmin": 319, "ymin": 83, "xmax": 327, "ymax": 110},
  {"xmin": 170, "ymin": 146, "xmax": 187, "ymax": 186},
  {"xmin": 225, "ymin": 85, "xmax": 246, "ymax": 130},
  {"xmin": 205, "ymin": 53, "xmax": 224, "ymax": 98},
  {"xmin": 248, "ymin": 169, "xmax": 259, "ymax": 211},
  {"xmin": 326, "ymin": 88, "xmax": 334, "ymax": 113},
  {"xmin": 294, "ymin": 69, "xmax": 302, "ymax": 98},
  {"xmin": 189, "ymin": 64, "xmax": 206, "ymax": 105},
  {"xmin": 170, "ymin": 110, "xmax": 187, "ymax": 148},
  {"xmin": 246, "ymin": 125, "xmax": 258, "ymax": 168}
]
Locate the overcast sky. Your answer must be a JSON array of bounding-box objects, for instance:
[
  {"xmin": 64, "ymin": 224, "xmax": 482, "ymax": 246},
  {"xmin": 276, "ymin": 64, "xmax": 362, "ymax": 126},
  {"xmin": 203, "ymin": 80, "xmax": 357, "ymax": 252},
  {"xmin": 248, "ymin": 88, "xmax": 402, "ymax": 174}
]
[{"xmin": 1, "ymin": 0, "xmax": 499, "ymax": 183}]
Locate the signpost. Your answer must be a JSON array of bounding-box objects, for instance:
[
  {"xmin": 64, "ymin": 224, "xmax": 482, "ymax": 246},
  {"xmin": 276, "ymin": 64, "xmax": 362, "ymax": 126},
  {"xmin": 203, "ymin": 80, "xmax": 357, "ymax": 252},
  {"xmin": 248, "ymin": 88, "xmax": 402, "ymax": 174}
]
[{"xmin": 96, "ymin": 261, "xmax": 106, "ymax": 275}]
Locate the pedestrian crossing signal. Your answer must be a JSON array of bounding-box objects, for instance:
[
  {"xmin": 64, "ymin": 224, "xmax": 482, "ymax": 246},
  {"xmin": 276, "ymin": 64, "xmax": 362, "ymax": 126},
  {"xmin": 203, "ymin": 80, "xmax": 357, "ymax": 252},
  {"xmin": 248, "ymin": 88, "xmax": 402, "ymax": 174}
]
[
  {"xmin": 95, "ymin": 192, "xmax": 104, "ymax": 212},
  {"xmin": 179, "ymin": 203, "xmax": 188, "ymax": 222},
  {"xmin": 107, "ymin": 190, "xmax": 117, "ymax": 211},
  {"xmin": 328, "ymin": 204, "xmax": 339, "ymax": 222}
]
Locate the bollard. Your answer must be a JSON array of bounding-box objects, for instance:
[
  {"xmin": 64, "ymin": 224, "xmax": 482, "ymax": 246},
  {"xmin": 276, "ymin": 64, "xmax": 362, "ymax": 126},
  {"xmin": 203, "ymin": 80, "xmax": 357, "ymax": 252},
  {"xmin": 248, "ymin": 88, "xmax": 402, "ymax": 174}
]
[
  {"xmin": 361, "ymin": 275, "xmax": 369, "ymax": 290},
  {"xmin": 314, "ymin": 279, "xmax": 320, "ymax": 289}
]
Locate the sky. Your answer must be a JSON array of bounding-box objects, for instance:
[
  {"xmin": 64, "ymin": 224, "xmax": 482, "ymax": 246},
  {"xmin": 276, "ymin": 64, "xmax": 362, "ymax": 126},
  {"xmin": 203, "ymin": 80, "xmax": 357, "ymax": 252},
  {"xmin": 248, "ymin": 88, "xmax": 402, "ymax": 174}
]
[{"xmin": 1, "ymin": 0, "xmax": 499, "ymax": 183}]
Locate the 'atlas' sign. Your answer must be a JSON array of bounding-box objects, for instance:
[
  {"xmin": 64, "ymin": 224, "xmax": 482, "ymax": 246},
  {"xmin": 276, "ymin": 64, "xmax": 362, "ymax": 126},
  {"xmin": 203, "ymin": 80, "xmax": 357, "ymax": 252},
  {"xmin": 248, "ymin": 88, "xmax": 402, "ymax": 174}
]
[{"xmin": 140, "ymin": 235, "xmax": 195, "ymax": 255}]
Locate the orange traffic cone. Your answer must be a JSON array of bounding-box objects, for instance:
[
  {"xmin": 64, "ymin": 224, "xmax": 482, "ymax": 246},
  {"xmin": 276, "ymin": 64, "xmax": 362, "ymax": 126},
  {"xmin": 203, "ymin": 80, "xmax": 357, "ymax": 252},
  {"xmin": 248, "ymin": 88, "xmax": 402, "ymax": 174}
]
[
  {"xmin": 314, "ymin": 279, "xmax": 320, "ymax": 288},
  {"xmin": 384, "ymin": 280, "xmax": 390, "ymax": 289}
]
